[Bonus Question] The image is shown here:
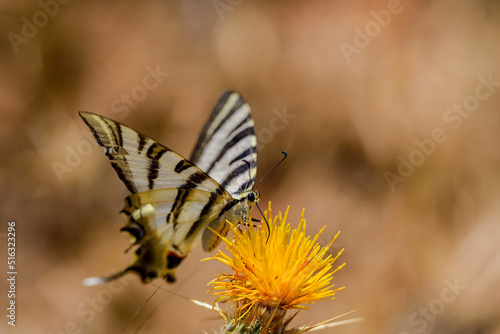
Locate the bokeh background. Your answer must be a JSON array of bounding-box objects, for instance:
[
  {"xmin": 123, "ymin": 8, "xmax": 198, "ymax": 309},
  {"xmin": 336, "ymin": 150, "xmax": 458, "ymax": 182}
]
[{"xmin": 2, "ymin": 0, "xmax": 500, "ymax": 333}]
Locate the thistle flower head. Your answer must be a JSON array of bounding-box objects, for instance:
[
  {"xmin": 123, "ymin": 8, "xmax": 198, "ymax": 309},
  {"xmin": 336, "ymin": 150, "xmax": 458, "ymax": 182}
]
[{"xmin": 206, "ymin": 203, "xmax": 345, "ymax": 333}]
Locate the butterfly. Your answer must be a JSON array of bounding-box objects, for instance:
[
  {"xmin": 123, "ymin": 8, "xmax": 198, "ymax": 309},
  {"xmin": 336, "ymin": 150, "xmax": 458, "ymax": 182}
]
[{"xmin": 80, "ymin": 91, "xmax": 259, "ymax": 284}]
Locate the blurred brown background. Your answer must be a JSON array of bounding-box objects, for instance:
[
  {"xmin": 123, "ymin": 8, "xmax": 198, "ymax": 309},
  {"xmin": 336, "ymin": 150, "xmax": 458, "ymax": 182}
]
[{"xmin": 2, "ymin": 0, "xmax": 500, "ymax": 333}]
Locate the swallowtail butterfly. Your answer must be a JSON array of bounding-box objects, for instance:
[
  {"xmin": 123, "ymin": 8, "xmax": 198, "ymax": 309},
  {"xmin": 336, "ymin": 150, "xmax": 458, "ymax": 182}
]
[{"xmin": 80, "ymin": 91, "xmax": 259, "ymax": 284}]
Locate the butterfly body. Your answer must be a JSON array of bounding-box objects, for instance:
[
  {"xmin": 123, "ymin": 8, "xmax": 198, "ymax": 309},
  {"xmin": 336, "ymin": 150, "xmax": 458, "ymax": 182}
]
[{"xmin": 80, "ymin": 91, "xmax": 258, "ymax": 284}]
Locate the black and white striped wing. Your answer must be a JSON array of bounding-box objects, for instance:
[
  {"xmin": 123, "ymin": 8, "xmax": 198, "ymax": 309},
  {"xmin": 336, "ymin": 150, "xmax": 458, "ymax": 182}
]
[
  {"xmin": 190, "ymin": 91, "xmax": 257, "ymax": 198},
  {"xmin": 79, "ymin": 111, "xmax": 234, "ymax": 282},
  {"xmin": 79, "ymin": 111, "xmax": 220, "ymax": 195}
]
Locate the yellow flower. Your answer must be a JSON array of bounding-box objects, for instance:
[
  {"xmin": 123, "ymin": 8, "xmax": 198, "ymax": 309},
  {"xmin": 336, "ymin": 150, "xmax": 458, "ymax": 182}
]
[{"xmin": 205, "ymin": 203, "xmax": 345, "ymax": 333}]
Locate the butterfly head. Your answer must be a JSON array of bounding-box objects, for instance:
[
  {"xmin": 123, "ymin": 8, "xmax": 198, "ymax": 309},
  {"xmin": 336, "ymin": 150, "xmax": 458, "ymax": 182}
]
[{"xmin": 230, "ymin": 190, "xmax": 260, "ymax": 224}]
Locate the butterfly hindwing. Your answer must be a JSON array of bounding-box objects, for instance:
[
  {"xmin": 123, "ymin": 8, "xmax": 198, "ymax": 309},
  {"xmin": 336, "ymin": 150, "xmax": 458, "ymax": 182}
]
[{"xmin": 120, "ymin": 188, "xmax": 228, "ymax": 282}]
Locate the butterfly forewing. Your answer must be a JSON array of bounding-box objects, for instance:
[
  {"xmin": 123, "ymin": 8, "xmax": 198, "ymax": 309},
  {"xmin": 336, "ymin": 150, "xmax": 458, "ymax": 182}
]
[
  {"xmin": 80, "ymin": 91, "xmax": 258, "ymax": 283},
  {"xmin": 190, "ymin": 92, "xmax": 258, "ymax": 251},
  {"xmin": 80, "ymin": 113, "xmax": 219, "ymax": 194},
  {"xmin": 191, "ymin": 91, "xmax": 257, "ymax": 197}
]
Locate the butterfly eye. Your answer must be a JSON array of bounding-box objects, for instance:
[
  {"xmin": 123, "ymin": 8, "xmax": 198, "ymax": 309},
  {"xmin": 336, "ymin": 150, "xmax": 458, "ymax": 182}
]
[{"xmin": 247, "ymin": 192, "xmax": 256, "ymax": 202}]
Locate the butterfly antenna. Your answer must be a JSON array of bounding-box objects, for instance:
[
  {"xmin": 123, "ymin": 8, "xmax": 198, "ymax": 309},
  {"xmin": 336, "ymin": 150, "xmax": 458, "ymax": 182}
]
[
  {"xmin": 242, "ymin": 159, "xmax": 253, "ymax": 192},
  {"xmin": 253, "ymin": 151, "xmax": 287, "ymax": 243},
  {"xmin": 255, "ymin": 151, "xmax": 288, "ymax": 190},
  {"xmin": 242, "ymin": 159, "xmax": 270, "ymax": 240},
  {"xmin": 255, "ymin": 202, "xmax": 271, "ymax": 243}
]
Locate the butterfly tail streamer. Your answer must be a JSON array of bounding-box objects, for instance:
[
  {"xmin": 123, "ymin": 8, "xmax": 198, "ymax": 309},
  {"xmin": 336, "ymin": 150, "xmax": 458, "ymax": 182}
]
[{"xmin": 82, "ymin": 269, "xmax": 129, "ymax": 286}]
